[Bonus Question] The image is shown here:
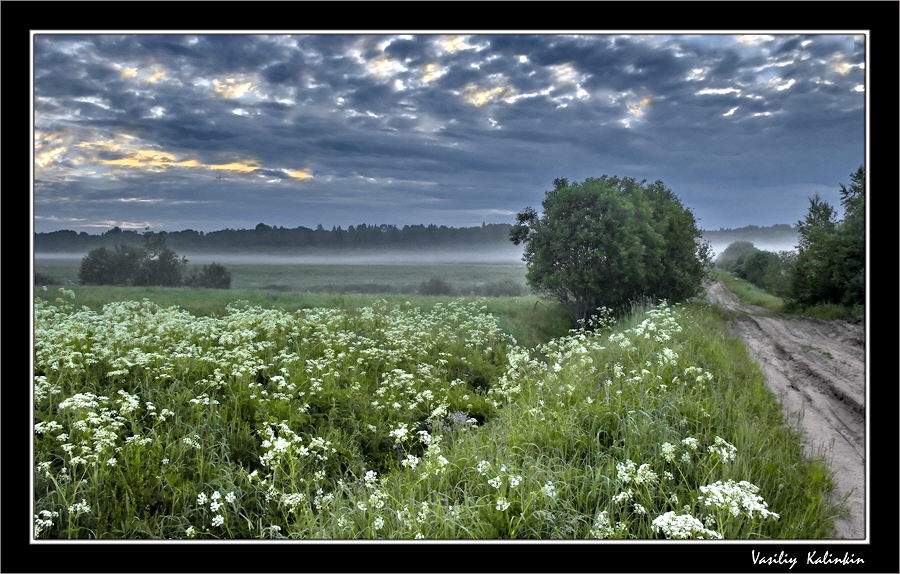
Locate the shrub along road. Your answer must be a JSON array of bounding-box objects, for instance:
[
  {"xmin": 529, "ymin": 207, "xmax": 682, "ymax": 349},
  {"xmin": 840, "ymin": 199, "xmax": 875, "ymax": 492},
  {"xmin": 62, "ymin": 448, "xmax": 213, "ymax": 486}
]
[{"xmin": 705, "ymin": 280, "xmax": 865, "ymax": 539}]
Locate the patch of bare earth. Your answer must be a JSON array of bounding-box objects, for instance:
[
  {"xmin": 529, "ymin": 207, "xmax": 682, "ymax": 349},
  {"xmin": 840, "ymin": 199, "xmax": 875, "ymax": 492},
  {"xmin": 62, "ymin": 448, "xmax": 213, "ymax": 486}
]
[{"xmin": 705, "ymin": 281, "xmax": 865, "ymax": 539}]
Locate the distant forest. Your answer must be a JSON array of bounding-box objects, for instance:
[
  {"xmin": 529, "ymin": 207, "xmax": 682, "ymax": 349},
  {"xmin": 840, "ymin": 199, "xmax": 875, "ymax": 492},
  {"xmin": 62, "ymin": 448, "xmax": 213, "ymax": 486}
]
[
  {"xmin": 34, "ymin": 223, "xmax": 517, "ymax": 253},
  {"xmin": 33, "ymin": 223, "xmax": 798, "ymax": 253}
]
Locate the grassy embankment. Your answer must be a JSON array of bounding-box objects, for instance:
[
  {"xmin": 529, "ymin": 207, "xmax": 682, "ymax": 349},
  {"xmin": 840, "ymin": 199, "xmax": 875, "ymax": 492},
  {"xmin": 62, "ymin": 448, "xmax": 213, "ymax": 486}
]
[
  {"xmin": 713, "ymin": 269, "xmax": 863, "ymax": 321},
  {"xmin": 32, "ymin": 276, "xmax": 840, "ymax": 539}
]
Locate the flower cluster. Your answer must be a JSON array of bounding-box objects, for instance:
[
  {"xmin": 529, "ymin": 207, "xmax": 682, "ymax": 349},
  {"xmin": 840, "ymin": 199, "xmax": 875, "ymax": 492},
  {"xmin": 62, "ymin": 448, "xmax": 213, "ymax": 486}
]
[
  {"xmin": 697, "ymin": 480, "xmax": 780, "ymax": 520},
  {"xmin": 34, "ymin": 510, "xmax": 60, "ymax": 538},
  {"xmin": 707, "ymin": 436, "xmax": 738, "ymax": 464},
  {"xmin": 651, "ymin": 511, "xmax": 723, "ymax": 539},
  {"xmin": 589, "ymin": 510, "xmax": 628, "ymax": 539},
  {"xmin": 616, "ymin": 459, "xmax": 658, "ymax": 485}
]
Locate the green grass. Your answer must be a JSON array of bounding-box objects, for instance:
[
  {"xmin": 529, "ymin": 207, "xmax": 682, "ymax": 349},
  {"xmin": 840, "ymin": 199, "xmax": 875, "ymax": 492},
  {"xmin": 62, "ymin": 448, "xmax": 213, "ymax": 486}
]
[
  {"xmin": 34, "ymin": 257, "xmax": 529, "ymax": 296},
  {"xmin": 36, "ymin": 284, "xmax": 574, "ymax": 351},
  {"xmin": 782, "ymin": 301, "xmax": 865, "ymax": 321},
  {"xmin": 713, "ymin": 269, "xmax": 785, "ymax": 313},
  {"xmin": 34, "ymin": 256, "xmax": 566, "ymax": 349},
  {"xmin": 713, "ymin": 269, "xmax": 864, "ymax": 321},
  {"xmin": 32, "ymin": 288, "xmax": 840, "ymax": 540}
]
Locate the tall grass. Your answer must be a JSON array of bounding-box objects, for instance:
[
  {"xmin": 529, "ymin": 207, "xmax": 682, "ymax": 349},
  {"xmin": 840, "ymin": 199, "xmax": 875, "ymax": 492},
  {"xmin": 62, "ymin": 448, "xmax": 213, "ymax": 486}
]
[
  {"xmin": 32, "ymin": 289, "xmax": 838, "ymax": 539},
  {"xmin": 713, "ymin": 269, "xmax": 785, "ymax": 313}
]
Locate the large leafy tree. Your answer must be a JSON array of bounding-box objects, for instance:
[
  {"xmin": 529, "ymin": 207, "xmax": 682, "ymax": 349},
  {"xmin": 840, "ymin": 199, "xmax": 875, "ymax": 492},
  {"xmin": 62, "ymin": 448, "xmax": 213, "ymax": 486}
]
[{"xmin": 511, "ymin": 176, "xmax": 711, "ymax": 321}]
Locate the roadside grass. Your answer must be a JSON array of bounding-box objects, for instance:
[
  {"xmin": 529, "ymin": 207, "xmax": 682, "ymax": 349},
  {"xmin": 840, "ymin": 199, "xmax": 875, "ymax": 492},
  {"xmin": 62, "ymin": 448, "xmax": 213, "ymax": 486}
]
[
  {"xmin": 713, "ymin": 269, "xmax": 864, "ymax": 321},
  {"xmin": 782, "ymin": 301, "xmax": 865, "ymax": 322},
  {"xmin": 32, "ymin": 289, "xmax": 838, "ymax": 539},
  {"xmin": 713, "ymin": 269, "xmax": 785, "ymax": 313}
]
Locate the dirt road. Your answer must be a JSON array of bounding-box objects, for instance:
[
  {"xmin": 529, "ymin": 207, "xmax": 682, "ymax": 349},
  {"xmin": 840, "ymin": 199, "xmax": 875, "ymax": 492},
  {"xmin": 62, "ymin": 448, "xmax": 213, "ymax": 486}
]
[{"xmin": 705, "ymin": 281, "xmax": 866, "ymax": 539}]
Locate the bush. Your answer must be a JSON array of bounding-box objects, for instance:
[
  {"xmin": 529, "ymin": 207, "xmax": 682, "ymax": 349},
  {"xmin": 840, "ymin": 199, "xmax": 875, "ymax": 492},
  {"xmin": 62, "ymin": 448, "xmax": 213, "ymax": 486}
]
[
  {"xmin": 34, "ymin": 272, "xmax": 59, "ymax": 285},
  {"xmin": 715, "ymin": 241, "xmax": 756, "ymax": 269},
  {"xmin": 78, "ymin": 244, "xmax": 147, "ymax": 285},
  {"xmin": 419, "ymin": 276, "xmax": 455, "ymax": 296},
  {"xmin": 78, "ymin": 234, "xmax": 189, "ymax": 287},
  {"xmin": 185, "ymin": 262, "xmax": 232, "ymax": 289}
]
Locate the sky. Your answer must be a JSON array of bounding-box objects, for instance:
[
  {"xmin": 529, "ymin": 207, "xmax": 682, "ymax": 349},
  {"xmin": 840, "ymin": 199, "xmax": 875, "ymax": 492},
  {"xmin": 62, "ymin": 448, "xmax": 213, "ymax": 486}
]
[{"xmin": 32, "ymin": 32, "xmax": 866, "ymax": 234}]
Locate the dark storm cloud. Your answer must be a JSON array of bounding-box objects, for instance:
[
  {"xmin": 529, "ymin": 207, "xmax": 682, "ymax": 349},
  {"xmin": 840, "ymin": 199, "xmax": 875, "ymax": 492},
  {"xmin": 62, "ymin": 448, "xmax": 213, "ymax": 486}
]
[{"xmin": 33, "ymin": 32, "xmax": 866, "ymax": 233}]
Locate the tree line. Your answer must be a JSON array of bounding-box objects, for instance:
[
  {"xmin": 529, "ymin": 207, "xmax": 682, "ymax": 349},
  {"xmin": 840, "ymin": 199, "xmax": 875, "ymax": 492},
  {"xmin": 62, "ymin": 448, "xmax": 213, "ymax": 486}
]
[
  {"xmin": 35, "ymin": 221, "xmax": 792, "ymax": 254},
  {"xmin": 35, "ymin": 223, "xmax": 518, "ymax": 252},
  {"xmin": 716, "ymin": 167, "xmax": 865, "ymax": 310}
]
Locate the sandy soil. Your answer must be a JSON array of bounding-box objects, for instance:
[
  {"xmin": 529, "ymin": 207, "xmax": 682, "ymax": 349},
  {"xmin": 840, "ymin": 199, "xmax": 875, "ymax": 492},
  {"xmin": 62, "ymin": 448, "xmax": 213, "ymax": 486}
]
[{"xmin": 705, "ymin": 281, "xmax": 866, "ymax": 539}]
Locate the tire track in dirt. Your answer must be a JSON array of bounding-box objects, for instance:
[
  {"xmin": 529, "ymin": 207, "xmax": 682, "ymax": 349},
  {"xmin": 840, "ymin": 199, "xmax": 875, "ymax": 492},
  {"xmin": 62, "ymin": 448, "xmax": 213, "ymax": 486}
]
[{"xmin": 705, "ymin": 281, "xmax": 866, "ymax": 539}]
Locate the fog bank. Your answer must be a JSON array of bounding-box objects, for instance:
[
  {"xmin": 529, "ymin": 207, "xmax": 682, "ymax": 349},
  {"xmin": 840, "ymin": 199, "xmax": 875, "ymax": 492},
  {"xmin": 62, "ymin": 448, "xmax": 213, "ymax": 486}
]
[
  {"xmin": 35, "ymin": 247, "xmax": 527, "ymax": 266},
  {"xmin": 706, "ymin": 239, "xmax": 799, "ymax": 259}
]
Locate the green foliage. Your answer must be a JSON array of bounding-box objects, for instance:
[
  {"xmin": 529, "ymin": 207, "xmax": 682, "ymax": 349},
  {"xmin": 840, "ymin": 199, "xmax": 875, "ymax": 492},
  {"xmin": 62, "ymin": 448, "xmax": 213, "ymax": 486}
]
[
  {"xmin": 185, "ymin": 262, "xmax": 232, "ymax": 289},
  {"xmin": 715, "ymin": 241, "xmax": 756, "ymax": 269},
  {"xmin": 37, "ymin": 222, "xmax": 519, "ymax": 253},
  {"xmin": 78, "ymin": 244, "xmax": 147, "ymax": 286},
  {"xmin": 511, "ymin": 175, "xmax": 712, "ymax": 320},
  {"xmin": 78, "ymin": 235, "xmax": 206, "ymax": 288},
  {"xmin": 791, "ymin": 167, "xmax": 865, "ymax": 306},
  {"xmin": 714, "ymin": 269, "xmax": 786, "ymax": 313},
  {"xmin": 733, "ymin": 249, "xmax": 791, "ymax": 296}
]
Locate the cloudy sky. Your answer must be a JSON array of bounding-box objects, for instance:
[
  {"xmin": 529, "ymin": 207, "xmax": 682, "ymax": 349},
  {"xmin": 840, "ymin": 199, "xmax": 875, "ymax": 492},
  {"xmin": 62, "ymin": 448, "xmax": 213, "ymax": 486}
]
[{"xmin": 32, "ymin": 32, "xmax": 866, "ymax": 234}]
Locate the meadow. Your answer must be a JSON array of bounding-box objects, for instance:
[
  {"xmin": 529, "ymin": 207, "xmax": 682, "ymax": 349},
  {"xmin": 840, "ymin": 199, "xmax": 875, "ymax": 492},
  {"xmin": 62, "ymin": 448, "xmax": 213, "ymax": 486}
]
[
  {"xmin": 31, "ymin": 258, "xmax": 841, "ymax": 540},
  {"xmin": 33, "ymin": 256, "xmax": 529, "ymax": 295}
]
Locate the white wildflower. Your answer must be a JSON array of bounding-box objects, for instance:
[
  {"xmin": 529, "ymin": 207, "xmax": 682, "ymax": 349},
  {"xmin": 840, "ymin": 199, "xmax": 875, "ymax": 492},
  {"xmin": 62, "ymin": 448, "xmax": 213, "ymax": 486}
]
[
  {"xmin": 660, "ymin": 442, "xmax": 677, "ymax": 463},
  {"xmin": 68, "ymin": 499, "xmax": 91, "ymax": 515},
  {"xmin": 681, "ymin": 437, "xmax": 700, "ymax": 451},
  {"xmin": 651, "ymin": 511, "xmax": 723, "ymax": 539},
  {"xmin": 541, "ymin": 481, "xmax": 557, "ymax": 499},
  {"xmin": 697, "ymin": 480, "xmax": 780, "ymax": 520},
  {"xmin": 612, "ymin": 489, "xmax": 633, "ymax": 504},
  {"xmin": 708, "ymin": 436, "xmax": 738, "ymax": 463}
]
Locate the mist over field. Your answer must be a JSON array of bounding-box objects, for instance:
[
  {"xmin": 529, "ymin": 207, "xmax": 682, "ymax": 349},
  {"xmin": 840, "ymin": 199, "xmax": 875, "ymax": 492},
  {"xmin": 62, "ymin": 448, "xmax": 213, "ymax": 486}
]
[
  {"xmin": 35, "ymin": 232, "xmax": 800, "ymax": 264},
  {"xmin": 34, "ymin": 246, "xmax": 527, "ymax": 265},
  {"xmin": 705, "ymin": 238, "xmax": 799, "ymax": 260}
]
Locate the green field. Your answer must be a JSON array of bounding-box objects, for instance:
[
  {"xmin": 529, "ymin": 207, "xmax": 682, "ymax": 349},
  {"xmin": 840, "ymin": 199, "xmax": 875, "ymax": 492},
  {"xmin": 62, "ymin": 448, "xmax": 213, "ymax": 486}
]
[
  {"xmin": 34, "ymin": 256, "xmax": 529, "ymax": 295},
  {"xmin": 32, "ymin": 258, "xmax": 841, "ymax": 540},
  {"xmin": 34, "ymin": 256, "xmax": 565, "ymax": 349}
]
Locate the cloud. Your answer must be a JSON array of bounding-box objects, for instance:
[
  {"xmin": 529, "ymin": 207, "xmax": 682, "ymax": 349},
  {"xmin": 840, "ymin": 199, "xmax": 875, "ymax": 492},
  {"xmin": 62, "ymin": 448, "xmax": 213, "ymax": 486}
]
[{"xmin": 32, "ymin": 33, "xmax": 866, "ymax": 233}]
